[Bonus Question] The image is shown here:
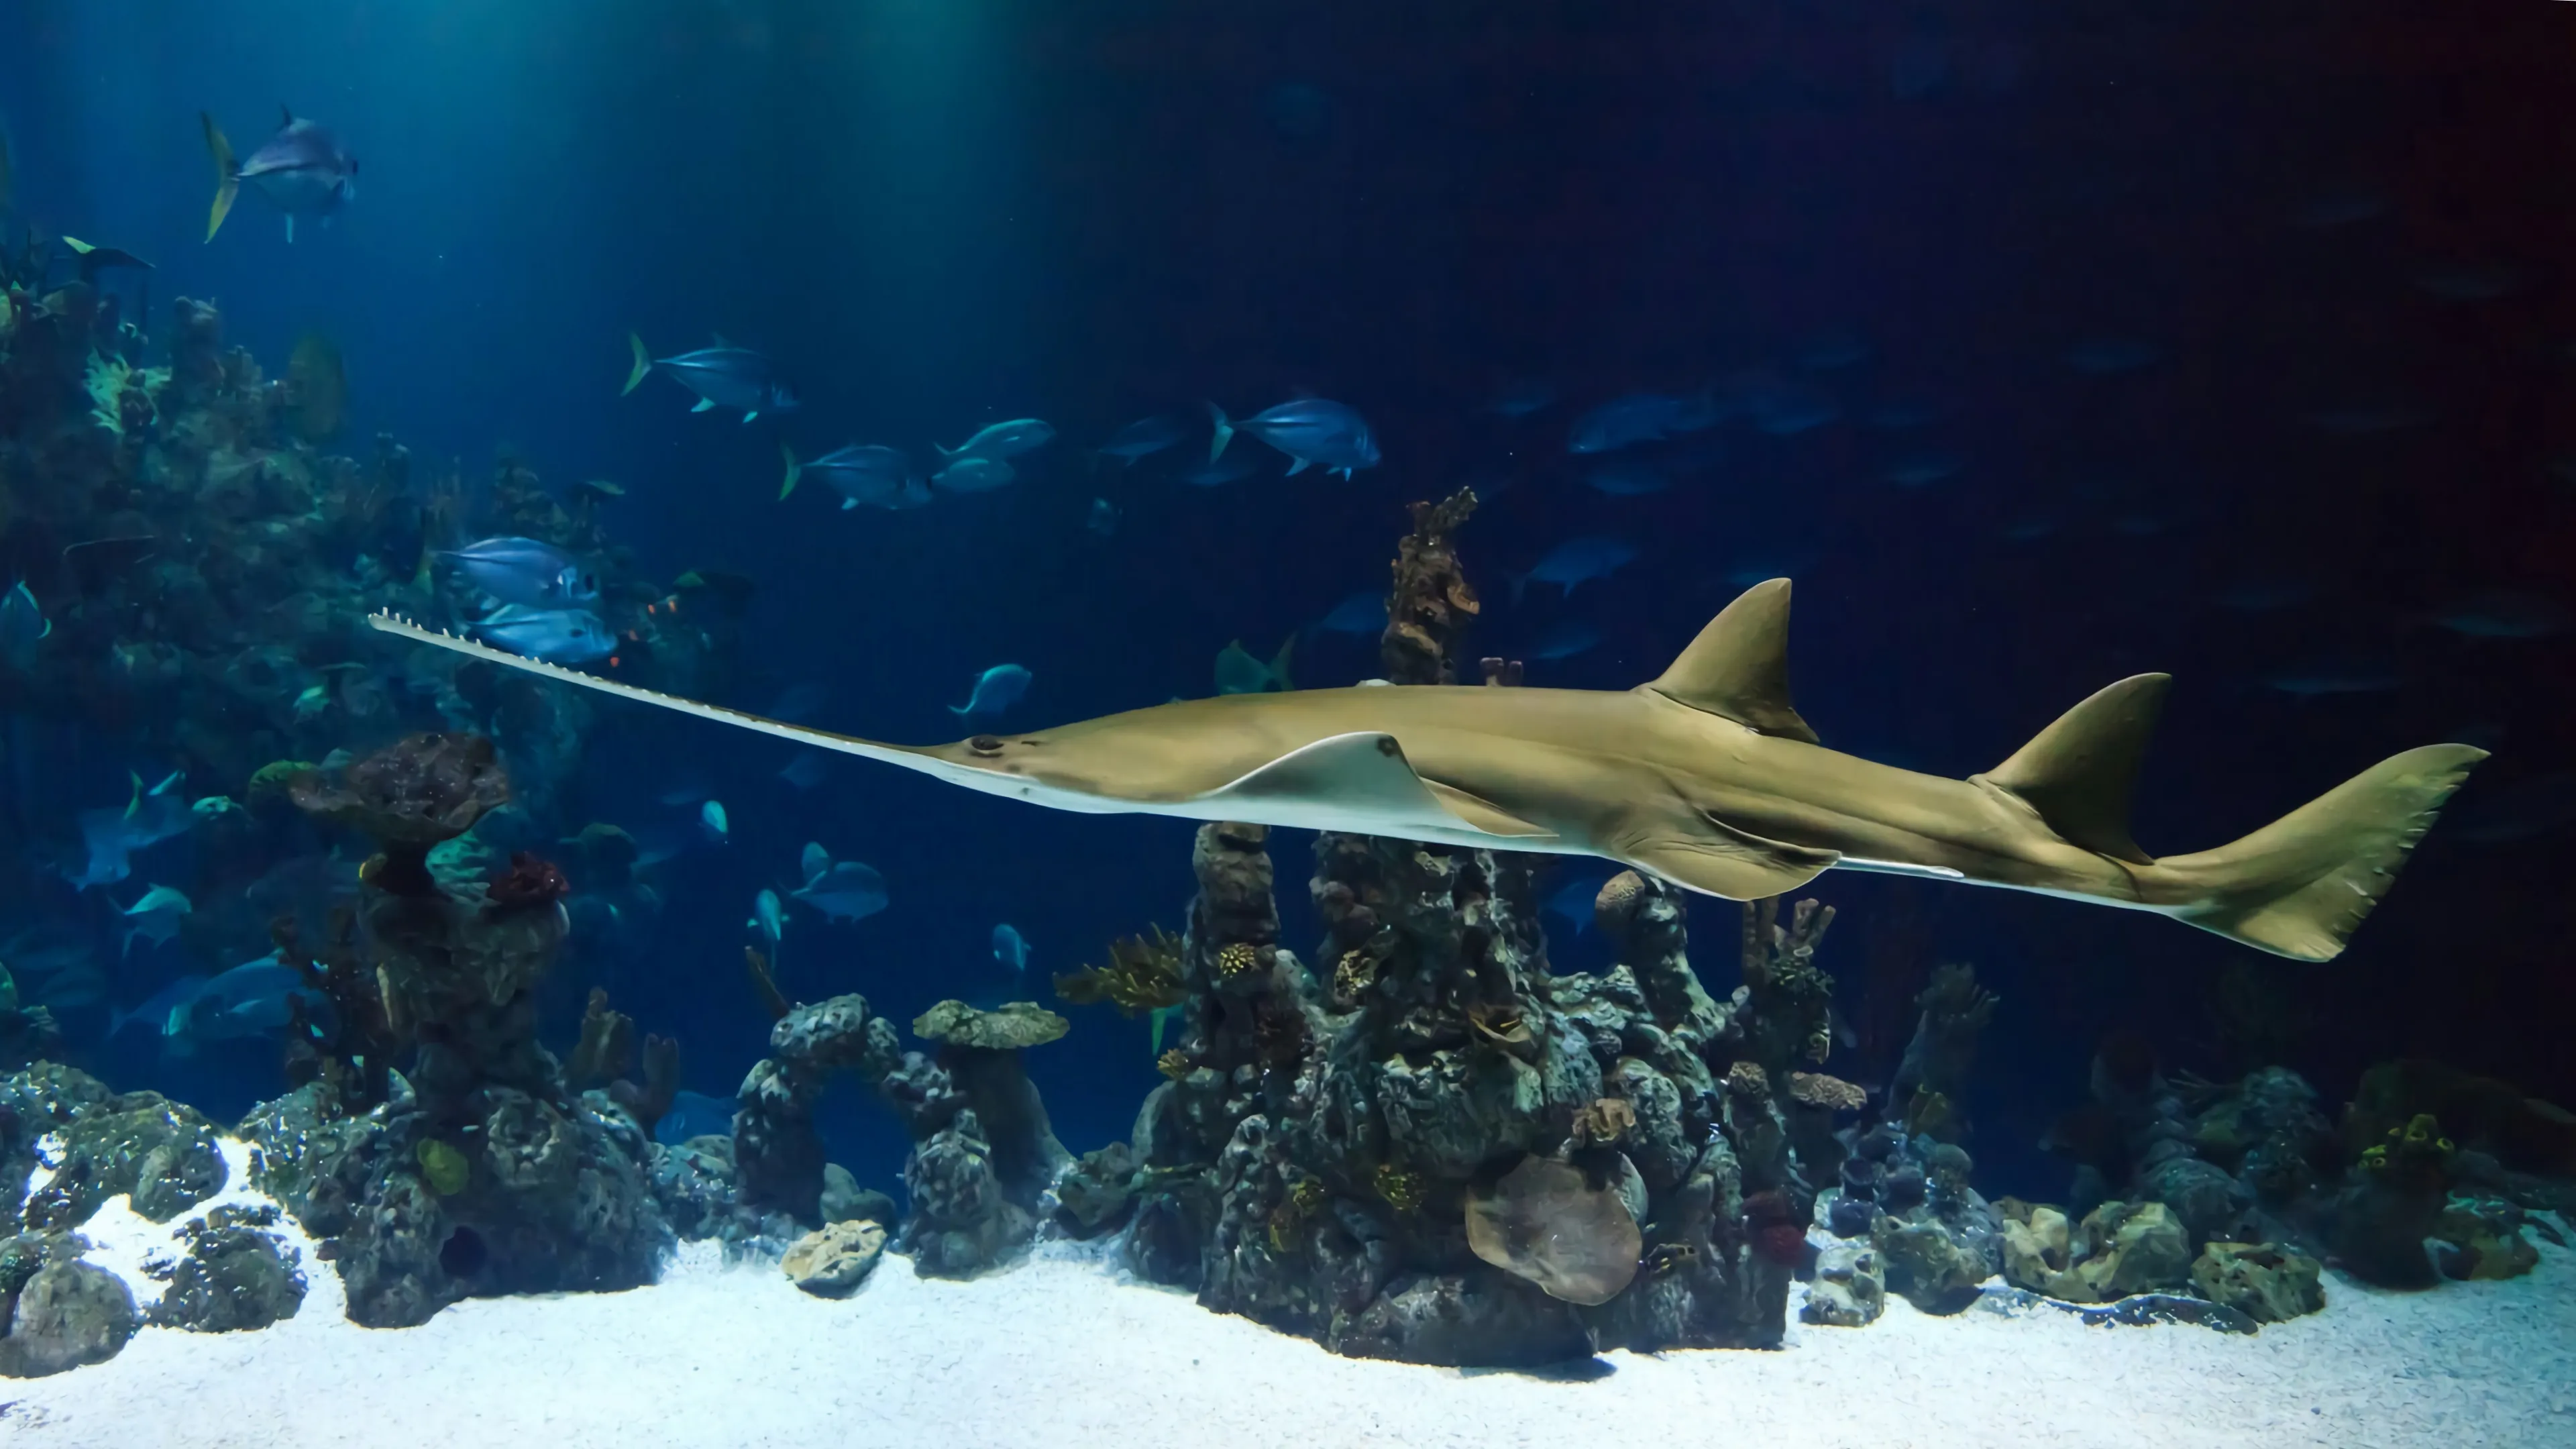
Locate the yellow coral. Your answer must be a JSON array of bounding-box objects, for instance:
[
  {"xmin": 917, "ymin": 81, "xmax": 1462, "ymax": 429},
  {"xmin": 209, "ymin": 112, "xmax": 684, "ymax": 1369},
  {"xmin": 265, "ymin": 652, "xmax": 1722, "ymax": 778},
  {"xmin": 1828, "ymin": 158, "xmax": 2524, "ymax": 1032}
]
[
  {"xmin": 1155, "ymin": 1049, "xmax": 1189, "ymax": 1081},
  {"xmin": 1375, "ymin": 1163, "xmax": 1426, "ymax": 1214},
  {"xmin": 1214, "ymin": 941, "xmax": 1264, "ymax": 983},
  {"xmin": 415, "ymin": 1138, "xmax": 470, "ymax": 1196},
  {"xmin": 1054, "ymin": 924, "xmax": 1189, "ymax": 1016},
  {"xmin": 1332, "ymin": 949, "xmax": 1378, "ymax": 1004}
]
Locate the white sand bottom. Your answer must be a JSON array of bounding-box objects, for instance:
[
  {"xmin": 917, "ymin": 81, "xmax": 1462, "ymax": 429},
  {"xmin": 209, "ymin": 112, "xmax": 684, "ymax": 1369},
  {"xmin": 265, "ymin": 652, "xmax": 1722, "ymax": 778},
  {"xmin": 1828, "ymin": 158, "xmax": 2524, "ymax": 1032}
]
[{"xmin": 2, "ymin": 1224, "xmax": 2570, "ymax": 1449}]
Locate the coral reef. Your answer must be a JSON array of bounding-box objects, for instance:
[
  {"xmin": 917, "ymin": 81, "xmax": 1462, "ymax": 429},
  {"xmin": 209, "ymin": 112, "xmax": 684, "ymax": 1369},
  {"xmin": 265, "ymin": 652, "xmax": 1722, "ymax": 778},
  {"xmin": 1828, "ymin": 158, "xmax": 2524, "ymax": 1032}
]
[
  {"xmin": 147, "ymin": 1205, "xmax": 309, "ymax": 1332},
  {"xmin": 780, "ymin": 1218, "xmax": 888, "ymax": 1297}
]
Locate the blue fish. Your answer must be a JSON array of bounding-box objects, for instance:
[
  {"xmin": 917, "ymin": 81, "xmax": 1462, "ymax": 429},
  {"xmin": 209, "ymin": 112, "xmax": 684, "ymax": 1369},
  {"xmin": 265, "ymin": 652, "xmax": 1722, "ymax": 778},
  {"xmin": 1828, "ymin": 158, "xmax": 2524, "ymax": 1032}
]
[
  {"xmin": 202, "ymin": 106, "xmax": 356, "ymax": 243},
  {"xmin": 1568, "ymin": 393, "xmax": 1692, "ymax": 454},
  {"xmin": 472, "ymin": 605, "xmax": 615, "ymax": 664},
  {"xmin": 1486, "ymin": 380, "xmax": 1558, "ymax": 419},
  {"xmin": 0, "ymin": 580, "xmax": 49, "ymax": 670},
  {"xmin": 1313, "ymin": 590, "xmax": 1388, "ymax": 636},
  {"xmin": 940, "ymin": 419, "xmax": 1055, "ymax": 463},
  {"xmin": 441, "ymin": 537, "xmax": 600, "ymax": 609},
  {"xmin": 655, "ymin": 1090, "xmax": 740, "ymax": 1146},
  {"xmin": 1582, "ymin": 460, "xmax": 1669, "ymax": 496},
  {"xmin": 700, "ymin": 800, "xmax": 730, "ymax": 844},
  {"xmin": 1525, "ymin": 620, "xmax": 1601, "ymax": 661},
  {"xmin": 67, "ymin": 770, "xmax": 193, "ymax": 890},
  {"xmin": 748, "ymin": 889, "xmax": 786, "ymax": 949},
  {"xmin": 932, "ymin": 457, "xmax": 1017, "ymax": 493},
  {"xmin": 1099, "ymin": 416, "xmax": 1183, "ymax": 463},
  {"xmin": 1511, "ymin": 537, "xmax": 1638, "ymax": 603},
  {"xmin": 108, "ymin": 973, "xmax": 212, "ymax": 1040},
  {"xmin": 116, "ymin": 884, "xmax": 191, "ymax": 959},
  {"xmin": 780, "ymin": 443, "xmax": 926, "ymax": 508},
  {"xmin": 1541, "ymin": 874, "xmax": 1612, "ymax": 934},
  {"xmin": 779, "ymin": 751, "xmax": 830, "ymax": 790},
  {"xmin": 992, "ymin": 924, "xmax": 1030, "ymax": 975},
  {"xmin": 1179, "ymin": 455, "xmax": 1257, "ymax": 488},
  {"xmin": 951, "ymin": 663, "xmax": 1031, "ymax": 718},
  {"xmin": 1884, "ymin": 453, "xmax": 1964, "ymax": 488},
  {"xmin": 623, "ymin": 333, "xmax": 798, "ymax": 422},
  {"xmin": 1207, "ymin": 398, "xmax": 1380, "ymax": 478},
  {"xmin": 792, "ymin": 859, "xmax": 889, "ymax": 924},
  {"xmin": 1087, "ymin": 498, "xmax": 1120, "ymax": 537}
]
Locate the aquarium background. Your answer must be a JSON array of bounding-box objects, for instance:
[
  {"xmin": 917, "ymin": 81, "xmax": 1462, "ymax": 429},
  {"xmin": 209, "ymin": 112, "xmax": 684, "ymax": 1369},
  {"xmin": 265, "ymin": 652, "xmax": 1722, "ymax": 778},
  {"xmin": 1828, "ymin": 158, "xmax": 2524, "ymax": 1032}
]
[{"xmin": 1, "ymin": 0, "xmax": 2571, "ymax": 1211}]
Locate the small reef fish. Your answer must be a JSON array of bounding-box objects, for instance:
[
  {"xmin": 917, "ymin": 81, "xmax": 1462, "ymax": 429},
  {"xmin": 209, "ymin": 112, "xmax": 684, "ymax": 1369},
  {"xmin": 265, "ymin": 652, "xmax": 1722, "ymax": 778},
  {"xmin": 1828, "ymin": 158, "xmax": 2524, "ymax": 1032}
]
[
  {"xmin": 1313, "ymin": 591, "xmax": 1387, "ymax": 637},
  {"xmin": 1525, "ymin": 620, "xmax": 1601, "ymax": 661},
  {"xmin": 1511, "ymin": 537, "xmax": 1638, "ymax": 602},
  {"xmin": 991, "ymin": 924, "xmax": 1030, "ymax": 975},
  {"xmin": 951, "ymin": 664, "xmax": 1032, "ymax": 718},
  {"xmin": 622, "ymin": 333, "xmax": 798, "ymax": 423},
  {"xmin": 201, "ymin": 106, "xmax": 358, "ymax": 243},
  {"xmin": 700, "ymin": 800, "xmax": 731, "ymax": 844},
  {"xmin": 790, "ymin": 847, "xmax": 888, "ymax": 924},
  {"xmin": 443, "ymin": 537, "xmax": 600, "ymax": 609},
  {"xmin": 471, "ymin": 605, "xmax": 614, "ymax": 665},
  {"xmin": 1086, "ymin": 498, "xmax": 1119, "ymax": 537},
  {"xmin": 748, "ymin": 889, "xmax": 786, "ymax": 949},
  {"xmin": 116, "ymin": 884, "xmax": 192, "ymax": 958},
  {"xmin": 939, "ymin": 419, "xmax": 1055, "ymax": 464},
  {"xmin": 68, "ymin": 771, "xmax": 193, "ymax": 890},
  {"xmin": 780, "ymin": 443, "xmax": 927, "ymax": 508},
  {"xmin": 932, "ymin": 457, "xmax": 1016, "ymax": 493},
  {"xmin": 1215, "ymin": 638, "xmax": 1295, "ymax": 696},
  {"xmin": 0, "ymin": 580, "xmax": 50, "ymax": 669},
  {"xmin": 1099, "ymin": 416, "xmax": 1183, "ymax": 463},
  {"xmin": 374, "ymin": 577, "xmax": 2493, "ymax": 963},
  {"xmin": 1208, "ymin": 398, "xmax": 1380, "ymax": 478}
]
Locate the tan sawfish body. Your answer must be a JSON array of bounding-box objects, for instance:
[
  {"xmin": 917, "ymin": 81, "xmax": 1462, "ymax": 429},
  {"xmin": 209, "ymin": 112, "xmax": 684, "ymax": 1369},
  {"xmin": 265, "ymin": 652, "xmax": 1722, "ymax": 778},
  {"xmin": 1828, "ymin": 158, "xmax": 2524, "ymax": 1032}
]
[{"xmin": 368, "ymin": 580, "xmax": 2484, "ymax": 961}]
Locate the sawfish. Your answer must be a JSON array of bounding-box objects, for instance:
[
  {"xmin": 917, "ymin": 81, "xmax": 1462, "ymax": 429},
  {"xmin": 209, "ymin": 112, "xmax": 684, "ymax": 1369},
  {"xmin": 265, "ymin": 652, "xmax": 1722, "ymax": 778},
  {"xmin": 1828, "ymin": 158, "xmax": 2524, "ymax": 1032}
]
[{"xmin": 366, "ymin": 581, "xmax": 2485, "ymax": 961}]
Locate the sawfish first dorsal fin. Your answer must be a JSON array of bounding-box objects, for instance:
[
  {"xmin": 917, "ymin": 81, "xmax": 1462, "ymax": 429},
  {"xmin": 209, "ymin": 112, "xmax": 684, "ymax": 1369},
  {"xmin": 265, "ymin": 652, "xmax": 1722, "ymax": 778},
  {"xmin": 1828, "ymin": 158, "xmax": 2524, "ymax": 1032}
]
[
  {"xmin": 1976, "ymin": 673, "xmax": 2170, "ymax": 865},
  {"xmin": 1640, "ymin": 578, "xmax": 1821, "ymax": 745},
  {"xmin": 1191, "ymin": 733, "xmax": 1554, "ymax": 840}
]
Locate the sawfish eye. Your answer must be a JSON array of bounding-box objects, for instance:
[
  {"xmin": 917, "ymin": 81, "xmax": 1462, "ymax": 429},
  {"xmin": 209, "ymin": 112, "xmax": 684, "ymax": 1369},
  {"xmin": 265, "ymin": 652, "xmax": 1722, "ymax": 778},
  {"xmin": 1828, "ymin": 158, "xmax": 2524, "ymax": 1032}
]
[{"xmin": 968, "ymin": 735, "xmax": 1006, "ymax": 757}]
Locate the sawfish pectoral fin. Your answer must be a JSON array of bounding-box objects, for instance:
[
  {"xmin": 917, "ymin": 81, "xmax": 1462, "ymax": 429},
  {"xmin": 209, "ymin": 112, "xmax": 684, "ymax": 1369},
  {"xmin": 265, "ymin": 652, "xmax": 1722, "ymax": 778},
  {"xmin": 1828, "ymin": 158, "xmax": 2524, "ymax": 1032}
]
[
  {"xmin": 1190, "ymin": 732, "xmax": 1553, "ymax": 840},
  {"xmin": 1616, "ymin": 815, "xmax": 1840, "ymax": 900}
]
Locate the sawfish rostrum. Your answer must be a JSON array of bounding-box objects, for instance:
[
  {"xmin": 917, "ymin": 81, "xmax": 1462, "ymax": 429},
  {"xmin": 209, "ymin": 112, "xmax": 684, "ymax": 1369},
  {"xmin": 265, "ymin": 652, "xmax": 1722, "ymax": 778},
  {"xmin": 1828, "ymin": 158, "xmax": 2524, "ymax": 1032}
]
[
  {"xmin": 369, "ymin": 581, "xmax": 2486, "ymax": 961},
  {"xmin": 202, "ymin": 107, "xmax": 358, "ymax": 242}
]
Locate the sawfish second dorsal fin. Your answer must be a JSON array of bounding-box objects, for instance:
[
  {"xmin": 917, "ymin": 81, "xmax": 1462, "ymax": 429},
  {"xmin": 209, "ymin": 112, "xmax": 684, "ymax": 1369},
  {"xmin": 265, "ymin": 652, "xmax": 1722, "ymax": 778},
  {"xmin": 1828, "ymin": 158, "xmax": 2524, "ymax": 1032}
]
[
  {"xmin": 1976, "ymin": 673, "xmax": 2170, "ymax": 865},
  {"xmin": 1640, "ymin": 579, "xmax": 1821, "ymax": 745}
]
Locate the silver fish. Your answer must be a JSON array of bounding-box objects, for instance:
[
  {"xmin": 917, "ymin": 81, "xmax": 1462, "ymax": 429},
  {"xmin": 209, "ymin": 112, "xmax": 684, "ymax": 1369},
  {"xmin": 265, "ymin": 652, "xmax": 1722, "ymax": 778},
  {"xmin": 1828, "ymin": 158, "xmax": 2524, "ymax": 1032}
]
[
  {"xmin": 623, "ymin": 333, "xmax": 798, "ymax": 422},
  {"xmin": 203, "ymin": 107, "xmax": 357, "ymax": 243},
  {"xmin": 443, "ymin": 537, "xmax": 599, "ymax": 609}
]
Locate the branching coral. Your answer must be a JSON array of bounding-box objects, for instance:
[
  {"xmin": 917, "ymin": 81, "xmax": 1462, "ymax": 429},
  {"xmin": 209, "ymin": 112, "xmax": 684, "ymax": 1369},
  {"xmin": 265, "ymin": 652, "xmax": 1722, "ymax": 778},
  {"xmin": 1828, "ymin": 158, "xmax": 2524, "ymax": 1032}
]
[{"xmin": 1053, "ymin": 925, "xmax": 1189, "ymax": 1015}]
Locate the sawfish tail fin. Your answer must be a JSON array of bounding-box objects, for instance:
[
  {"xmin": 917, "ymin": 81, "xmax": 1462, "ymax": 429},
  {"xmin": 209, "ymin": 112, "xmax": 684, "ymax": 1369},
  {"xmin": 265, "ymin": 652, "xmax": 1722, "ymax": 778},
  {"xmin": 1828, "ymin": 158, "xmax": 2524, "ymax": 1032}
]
[
  {"xmin": 201, "ymin": 113, "xmax": 239, "ymax": 242},
  {"xmin": 2156, "ymin": 744, "xmax": 2487, "ymax": 961}
]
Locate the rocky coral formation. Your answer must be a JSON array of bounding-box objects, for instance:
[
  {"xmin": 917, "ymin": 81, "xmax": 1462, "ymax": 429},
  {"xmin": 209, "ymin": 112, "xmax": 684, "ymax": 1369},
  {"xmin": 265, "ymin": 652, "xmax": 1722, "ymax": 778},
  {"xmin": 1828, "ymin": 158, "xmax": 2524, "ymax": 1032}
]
[
  {"xmin": 148, "ymin": 1204, "xmax": 309, "ymax": 1332},
  {"xmin": 236, "ymin": 734, "xmax": 669, "ymax": 1328},
  {"xmin": 1042, "ymin": 497, "xmax": 1878, "ymax": 1366},
  {"xmin": 0, "ymin": 1243, "xmax": 135, "ymax": 1379},
  {"xmin": 2188, "ymin": 1241, "xmax": 2323, "ymax": 1324},
  {"xmin": 1999, "ymin": 1198, "xmax": 2192, "ymax": 1303},
  {"xmin": 780, "ymin": 1218, "xmax": 888, "ymax": 1297}
]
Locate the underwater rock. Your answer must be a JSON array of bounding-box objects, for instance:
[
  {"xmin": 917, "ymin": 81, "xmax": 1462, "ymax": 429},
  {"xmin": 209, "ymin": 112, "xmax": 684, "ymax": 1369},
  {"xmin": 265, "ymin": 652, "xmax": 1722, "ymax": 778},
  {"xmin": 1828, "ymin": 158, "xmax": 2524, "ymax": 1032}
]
[
  {"xmin": 1464, "ymin": 1155, "xmax": 1643, "ymax": 1306},
  {"xmin": 2345, "ymin": 1059, "xmax": 2576, "ymax": 1178},
  {"xmin": 0, "ymin": 1257, "xmax": 137, "ymax": 1378},
  {"xmin": 2188, "ymin": 1241, "xmax": 2324, "ymax": 1324},
  {"xmin": 1327, "ymin": 1271, "xmax": 1595, "ymax": 1366},
  {"xmin": 904, "ymin": 1108, "xmax": 1030, "ymax": 1277},
  {"xmin": 1056, "ymin": 1142, "xmax": 1142, "ymax": 1238},
  {"xmin": 2000, "ymin": 1202, "xmax": 2073, "ymax": 1292},
  {"xmin": 2068, "ymin": 1200, "xmax": 2192, "ymax": 1301},
  {"xmin": 1875, "ymin": 1217, "xmax": 1986, "ymax": 1313},
  {"xmin": 1801, "ymin": 1239, "xmax": 1886, "ymax": 1328},
  {"xmin": 646, "ymin": 1136, "xmax": 737, "ymax": 1240},
  {"xmin": 21, "ymin": 1091, "xmax": 227, "ymax": 1229},
  {"xmin": 819, "ymin": 1164, "xmax": 894, "ymax": 1228},
  {"xmin": 2432, "ymin": 1194, "xmax": 2540, "ymax": 1281},
  {"xmin": 2330, "ymin": 1112, "xmax": 2455, "ymax": 1287},
  {"xmin": 2139, "ymin": 1152, "xmax": 2252, "ymax": 1240},
  {"xmin": 149, "ymin": 1205, "xmax": 308, "ymax": 1332},
  {"xmin": 780, "ymin": 1218, "xmax": 888, "ymax": 1297},
  {"xmin": 910, "ymin": 1000, "xmax": 1077, "ymax": 1214}
]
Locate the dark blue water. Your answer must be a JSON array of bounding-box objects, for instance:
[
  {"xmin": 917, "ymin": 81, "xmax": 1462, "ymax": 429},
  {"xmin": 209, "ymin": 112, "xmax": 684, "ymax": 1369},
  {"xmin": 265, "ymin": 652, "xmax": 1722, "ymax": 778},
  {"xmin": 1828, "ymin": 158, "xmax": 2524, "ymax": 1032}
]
[{"xmin": 3, "ymin": 0, "xmax": 2570, "ymax": 1203}]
